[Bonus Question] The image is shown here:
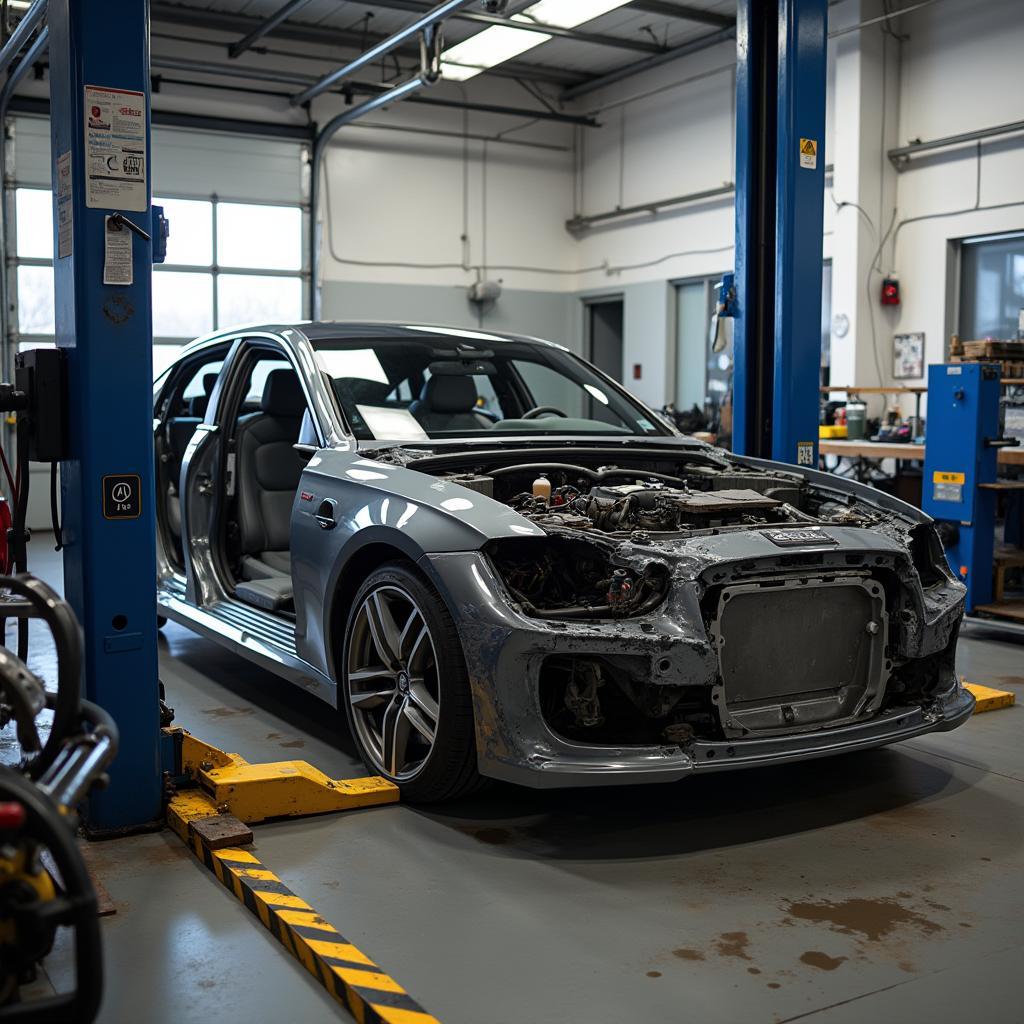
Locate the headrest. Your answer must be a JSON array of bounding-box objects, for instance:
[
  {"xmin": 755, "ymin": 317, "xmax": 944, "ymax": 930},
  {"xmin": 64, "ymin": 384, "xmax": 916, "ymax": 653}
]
[
  {"xmin": 188, "ymin": 371, "xmax": 221, "ymax": 417},
  {"xmin": 421, "ymin": 374, "xmax": 478, "ymax": 414},
  {"xmin": 261, "ymin": 369, "xmax": 306, "ymax": 417}
]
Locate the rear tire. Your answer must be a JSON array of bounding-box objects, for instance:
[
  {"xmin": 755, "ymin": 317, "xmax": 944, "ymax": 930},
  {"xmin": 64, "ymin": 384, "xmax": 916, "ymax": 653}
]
[{"xmin": 340, "ymin": 562, "xmax": 482, "ymax": 803}]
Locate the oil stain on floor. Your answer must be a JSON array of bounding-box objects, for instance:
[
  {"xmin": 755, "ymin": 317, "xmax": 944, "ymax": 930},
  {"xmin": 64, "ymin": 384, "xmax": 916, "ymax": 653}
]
[
  {"xmin": 782, "ymin": 896, "xmax": 944, "ymax": 941},
  {"xmin": 800, "ymin": 950, "xmax": 847, "ymax": 971}
]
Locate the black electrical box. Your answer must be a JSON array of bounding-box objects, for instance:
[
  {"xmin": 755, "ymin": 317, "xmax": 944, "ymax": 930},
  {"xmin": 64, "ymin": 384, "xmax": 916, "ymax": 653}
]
[{"xmin": 15, "ymin": 348, "xmax": 68, "ymax": 462}]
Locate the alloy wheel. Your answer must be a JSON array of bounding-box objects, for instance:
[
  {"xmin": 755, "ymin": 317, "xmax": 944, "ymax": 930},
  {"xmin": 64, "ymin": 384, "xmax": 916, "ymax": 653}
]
[{"xmin": 346, "ymin": 584, "xmax": 441, "ymax": 780}]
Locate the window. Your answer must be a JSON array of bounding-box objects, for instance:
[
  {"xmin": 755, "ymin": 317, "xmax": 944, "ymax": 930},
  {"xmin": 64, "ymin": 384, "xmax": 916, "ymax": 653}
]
[
  {"xmin": 311, "ymin": 335, "xmax": 665, "ymax": 441},
  {"xmin": 960, "ymin": 232, "xmax": 1024, "ymax": 340},
  {"xmin": 11, "ymin": 188, "xmax": 306, "ymax": 368},
  {"xmin": 673, "ymin": 263, "xmax": 832, "ymax": 446}
]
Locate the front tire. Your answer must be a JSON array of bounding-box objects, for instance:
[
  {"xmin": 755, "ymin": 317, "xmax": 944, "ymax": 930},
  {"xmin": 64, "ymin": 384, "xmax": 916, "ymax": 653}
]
[{"xmin": 341, "ymin": 562, "xmax": 481, "ymax": 802}]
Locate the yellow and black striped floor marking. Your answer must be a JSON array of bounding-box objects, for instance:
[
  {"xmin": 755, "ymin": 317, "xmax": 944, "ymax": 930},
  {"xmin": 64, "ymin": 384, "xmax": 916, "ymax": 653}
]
[{"xmin": 188, "ymin": 831, "xmax": 440, "ymax": 1024}]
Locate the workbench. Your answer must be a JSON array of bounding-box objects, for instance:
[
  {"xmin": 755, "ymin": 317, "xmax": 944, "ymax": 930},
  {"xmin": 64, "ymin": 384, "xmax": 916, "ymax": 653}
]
[{"xmin": 819, "ymin": 440, "xmax": 1024, "ymax": 467}]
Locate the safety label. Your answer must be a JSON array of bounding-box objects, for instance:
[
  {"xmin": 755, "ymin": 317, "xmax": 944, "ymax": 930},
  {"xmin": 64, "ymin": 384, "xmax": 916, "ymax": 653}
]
[
  {"xmin": 933, "ymin": 471, "xmax": 966, "ymax": 485},
  {"xmin": 103, "ymin": 216, "xmax": 133, "ymax": 286},
  {"xmin": 56, "ymin": 151, "xmax": 72, "ymax": 258},
  {"xmin": 84, "ymin": 85, "xmax": 146, "ymax": 211},
  {"xmin": 799, "ymin": 137, "xmax": 817, "ymax": 170},
  {"xmin": 796, "ymin": 440, "xmax": 815, "ymax": 466},
  {"xmin": 103, "ymin": 474, "xmax": 141, "ymax": 520},
  {"xmin": 933, "ymin": 482, "xmax": 963, "ymax": 503}
]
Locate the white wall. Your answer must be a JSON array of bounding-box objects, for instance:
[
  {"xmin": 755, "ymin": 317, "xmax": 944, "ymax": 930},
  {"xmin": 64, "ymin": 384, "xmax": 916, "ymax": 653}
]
[
  {"xmin": 885, "ymin": 0, "xmax": 1024, "ymax": 413},
  {"xmin": 558, "ymin": 0, "xmax": 1024, "ymax": 422}
]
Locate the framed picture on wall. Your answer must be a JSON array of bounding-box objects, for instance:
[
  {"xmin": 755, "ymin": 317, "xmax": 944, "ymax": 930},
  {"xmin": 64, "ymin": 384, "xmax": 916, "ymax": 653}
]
[{"xmin": 893, "ymin": 332, "xmax": 925, "ymax": 379}]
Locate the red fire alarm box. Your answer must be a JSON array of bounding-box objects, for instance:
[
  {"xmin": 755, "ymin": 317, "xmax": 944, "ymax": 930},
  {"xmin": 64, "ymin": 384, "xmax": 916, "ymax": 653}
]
[
  {"xmin": 881, "ymin": 277, "xmax": 900, "ymax": 306},
  {"xmin": 632, "ymin": 364, "xmax": 642, "ymax": 380}
]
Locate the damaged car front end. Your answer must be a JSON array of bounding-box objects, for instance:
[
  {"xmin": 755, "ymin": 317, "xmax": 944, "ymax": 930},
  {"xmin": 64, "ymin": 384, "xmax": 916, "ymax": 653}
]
[{"xmin": 400, "ymin": 443, "xmax": 972, "ymax": 788}]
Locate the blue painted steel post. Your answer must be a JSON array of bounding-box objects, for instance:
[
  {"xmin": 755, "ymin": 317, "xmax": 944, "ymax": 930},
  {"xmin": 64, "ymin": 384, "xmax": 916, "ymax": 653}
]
[
  {"xmin": 49, "ymin": 0, "xmax": 161, "ymax": 830},
  {"xmin": 731, "ymin": 0, "xmax": 773, "ymax": 458},
  {"xmin": 772, "ymin": 0, "xmax": 827, "ymax": 467},
  {"xmin": 732, "ymin": 0, "xmax": 827, "ymax": 465}
]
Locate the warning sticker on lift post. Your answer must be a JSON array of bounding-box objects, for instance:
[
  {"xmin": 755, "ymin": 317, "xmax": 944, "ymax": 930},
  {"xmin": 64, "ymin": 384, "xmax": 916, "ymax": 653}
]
[
  {"xmin": 84, "ymin": 85, "xmax": 147, "ymax": 212},
  {"xmin": 103, "ymin": 216, "xmax": 133, "ymax": 286},
  {"xmin": 796, "ymin": 440, "xmax": 815, "ymax": 466},
  {"xmin": 56, "ymin": 152, "xmax": 72, "ymax": 258},
  {"xmin": 103, "ymin": 474, "xmax": 141, "ymax": 520},
  {"xmin": 932, "ymin": 470, "xmax": 965, "ymax": 504},
  {"xmin": 799, "ymin": 138, "xmax": 818, "ymax": 170}
]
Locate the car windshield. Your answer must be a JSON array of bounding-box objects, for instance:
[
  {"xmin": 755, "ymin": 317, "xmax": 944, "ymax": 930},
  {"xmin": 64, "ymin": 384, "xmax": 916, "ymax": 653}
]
[{"xmin": 310, "ymin": 332, "xmax": 668, "ymax": 441}]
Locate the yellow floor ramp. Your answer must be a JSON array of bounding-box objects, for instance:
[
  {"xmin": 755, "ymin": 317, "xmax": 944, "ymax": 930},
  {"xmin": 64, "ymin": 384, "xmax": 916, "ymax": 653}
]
[
  {"xmin": 164, "ymin": 727, "xmax": 438, "ymax": 1024},
  {"xmin": 963, "ymin": 680, "xmax": 1016, "ymax": 713}
]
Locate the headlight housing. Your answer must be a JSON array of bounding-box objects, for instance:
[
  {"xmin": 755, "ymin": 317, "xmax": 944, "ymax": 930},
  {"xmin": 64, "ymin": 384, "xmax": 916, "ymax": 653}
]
[{"xmin": 485, "ymin": 536, "xmax": 668, "ymax": 619}]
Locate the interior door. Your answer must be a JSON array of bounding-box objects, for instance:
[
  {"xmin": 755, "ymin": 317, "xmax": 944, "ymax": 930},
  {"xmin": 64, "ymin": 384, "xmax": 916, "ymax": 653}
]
[{"xmin": 586, "ymin": 298, "xmax": 625, "ymax": 382}]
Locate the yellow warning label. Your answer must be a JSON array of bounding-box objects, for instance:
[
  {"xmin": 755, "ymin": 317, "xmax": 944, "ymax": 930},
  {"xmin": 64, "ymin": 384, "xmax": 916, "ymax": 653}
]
[
  {"xmin": 933, "ymin": 471, "xmax": 966, "ymax": 484},
  {"xmin": 799, "ymin": 138, "xmax": 818, "ymax": 170}
]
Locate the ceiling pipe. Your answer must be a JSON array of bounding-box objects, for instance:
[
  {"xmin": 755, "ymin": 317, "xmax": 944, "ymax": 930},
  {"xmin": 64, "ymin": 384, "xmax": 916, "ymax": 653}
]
[
  {"xmin": 567, "ymin": 182, "xmax": 735, "ymax": 232},
  {"xmin": 888, "ymin": 118, "xmax": 1024, "ymax": 168},
  {"xmin": 561, "ymin": 24, "xmax": 735, "ymax": 101},
  {"xmin": 228, "ymin": 0, "xmax": 317, "ymax": 59},
  {"xmin": 630, "ymin": 1, "xmax": 733, "ymax": 27},
  {"xmin": 309, "ymin": 73, "xmax": 432, "ymax": 319},
  {"xmin": 0, "ymin": 0, "xmax": 46, "ymax": 78},
  {"xmin": 152, "ymin": 55, "xmax": 313, "ymax": 86},
  {"xmin": 0, "ymin": 24, "xmax": 47, "ymax": 118},
  {"xmin": 568, "ymin": 164, "xmax": 833, "ymax": 232},
  {"xmin": 149, "ymin": 54, "xmax": 596, "ymax": 126},
  {"xmin": 291, "ymin": 0, "xmax": 478, "ymax": 107}
]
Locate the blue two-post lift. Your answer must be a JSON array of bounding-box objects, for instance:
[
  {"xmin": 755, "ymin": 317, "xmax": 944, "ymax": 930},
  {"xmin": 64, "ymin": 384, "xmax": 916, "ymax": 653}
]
[
  {"xmin": 48, "ymin": 0, "xmax": 162, "ymax": 832},
  {"xmin": 14, "ymin": 0, "xmax": 828, "ymax": 832},
  {"xmin": 730, "ymin": 0, "xmax": 828, "ymax": 467}
]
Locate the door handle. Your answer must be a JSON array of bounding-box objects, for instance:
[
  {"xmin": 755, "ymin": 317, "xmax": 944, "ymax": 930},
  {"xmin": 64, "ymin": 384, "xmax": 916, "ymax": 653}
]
[{"xmin": 314, "ymin": 499, "xmax": 337, "ymax": 530}]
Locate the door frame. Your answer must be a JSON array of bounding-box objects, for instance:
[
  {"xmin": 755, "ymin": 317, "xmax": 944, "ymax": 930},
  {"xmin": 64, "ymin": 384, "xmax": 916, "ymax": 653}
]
[
  {"xmin": 668, "ymin": 272, "xmax": 728, "ymax": 413},
  {"xmin": 581, "ymin": 293, "xmax": 625, "ymax": 374}
]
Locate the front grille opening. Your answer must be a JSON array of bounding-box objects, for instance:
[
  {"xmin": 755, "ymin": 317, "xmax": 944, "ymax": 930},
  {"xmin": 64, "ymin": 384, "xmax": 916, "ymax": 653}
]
[
  {"xmin": 707, "ymin": 573, "xmax": 890, "ymax": 736},
  {"xmin": 538, "ymin": 655, "xmax": 717, "ymax": 746}
]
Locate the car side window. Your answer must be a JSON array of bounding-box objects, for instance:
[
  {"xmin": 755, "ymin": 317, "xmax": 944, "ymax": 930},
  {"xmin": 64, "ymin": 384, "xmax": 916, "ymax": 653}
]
[
  {"xmin": 181, "ymin": 360, "xmax": 224, "ymax": 401},
  {"xmin": 160, "ymin": 354, "xmax": 227, "ymax": 422}
]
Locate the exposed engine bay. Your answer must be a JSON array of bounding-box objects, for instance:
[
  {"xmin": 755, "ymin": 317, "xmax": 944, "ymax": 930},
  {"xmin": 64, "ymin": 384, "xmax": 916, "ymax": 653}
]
[{"xmin": 426, "ymin": 452, "xmax": 886, "ymax": 620}]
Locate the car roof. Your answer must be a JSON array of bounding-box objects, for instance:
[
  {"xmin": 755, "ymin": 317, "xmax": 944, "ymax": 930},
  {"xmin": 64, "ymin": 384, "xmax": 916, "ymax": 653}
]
[{"xmin": 180, "ymin": 320, "xmax": 566, "ymax": 352}]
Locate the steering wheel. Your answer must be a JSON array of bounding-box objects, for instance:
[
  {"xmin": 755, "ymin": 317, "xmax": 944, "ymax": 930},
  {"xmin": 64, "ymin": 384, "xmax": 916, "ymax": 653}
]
[{"xmin": 522, "ymin": 406, "xmax": 568, "ymax": 420}]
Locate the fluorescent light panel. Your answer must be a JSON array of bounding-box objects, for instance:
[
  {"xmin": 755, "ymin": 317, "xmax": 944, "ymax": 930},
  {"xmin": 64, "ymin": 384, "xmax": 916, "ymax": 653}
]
[
  {"xmin": 521, "ymin": 0, "xmax": 631, "ymax": 30},
  {"xmin": 441, "ymin": 0, "xmax": 631, "ymax": 81},
  {"xmin": 441, "ymin": 24, "xmax": 551, "ymax": 82}
]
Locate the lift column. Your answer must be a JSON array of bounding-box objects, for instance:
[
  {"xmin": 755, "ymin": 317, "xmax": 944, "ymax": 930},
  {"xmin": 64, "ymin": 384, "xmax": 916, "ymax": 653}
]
[
  {"xmin": 732, "ymin": 0, "xmax": 828, "ymax": 465},
  {"xmin": 49, "ymin": 0, "xmax": 161, "ymax": 831}
]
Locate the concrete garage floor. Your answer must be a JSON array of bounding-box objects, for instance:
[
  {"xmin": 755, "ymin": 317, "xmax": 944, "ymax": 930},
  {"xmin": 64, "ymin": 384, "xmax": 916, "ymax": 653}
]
[{"xmin": 12, "ymin": 541, "xmax": 1024, "ymax": 1023}]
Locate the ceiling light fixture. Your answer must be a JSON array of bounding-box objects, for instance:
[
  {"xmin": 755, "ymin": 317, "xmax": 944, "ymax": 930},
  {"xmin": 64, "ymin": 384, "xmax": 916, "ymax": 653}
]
[
  {"xmin": 441, "ymin": 0, "xmax": 631, "ymax": 81},
  {"xmin": 441, "ymin": 24, "xmax": 551, "ymax": 82},
  {"xmin": 520, "ymin": 0, "xmax": 631, "ymax": 30}
]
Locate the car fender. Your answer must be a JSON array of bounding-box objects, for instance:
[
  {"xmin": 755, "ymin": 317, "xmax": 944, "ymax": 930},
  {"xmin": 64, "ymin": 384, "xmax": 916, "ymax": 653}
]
[{"xmin": 291, "ymin": 449, "xmax": 543, "ymax": 679}]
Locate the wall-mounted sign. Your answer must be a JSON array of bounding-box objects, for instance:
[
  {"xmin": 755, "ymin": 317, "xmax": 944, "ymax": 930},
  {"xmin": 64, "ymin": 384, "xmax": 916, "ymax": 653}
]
[{"xmin": 893, "ymin": 332, "xmax": 925, "ymax": 379}]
